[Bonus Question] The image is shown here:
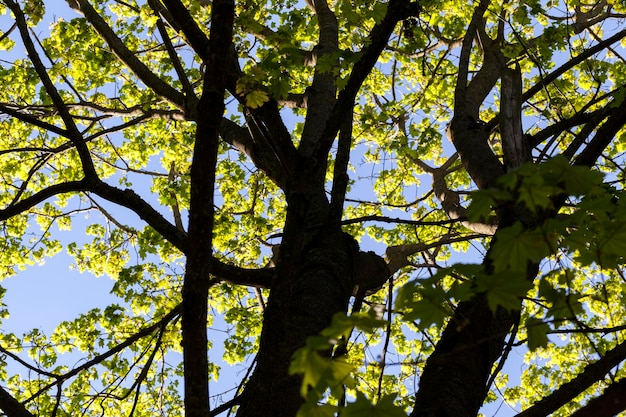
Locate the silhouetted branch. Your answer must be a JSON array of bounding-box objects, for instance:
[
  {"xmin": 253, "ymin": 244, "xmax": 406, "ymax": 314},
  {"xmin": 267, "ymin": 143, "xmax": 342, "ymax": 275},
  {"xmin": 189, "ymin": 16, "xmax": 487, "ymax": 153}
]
[
  {"xmin": 316, "ymin": 0, "xmax": 421, "ymax": 159},
  {"xmin": 573, "ymin": 99, "xmax": 626, "ymax": 167},
  {"xmin": 0, "ymin": 181, "xmax": 86, "ymax": 221},
  {"xmin": 73, "ymin": 0, "xmax": 186, "ymax": 111},
  {"xmin": 522, "ymin": 28, "xmax": 626, "ymax": 103},
  {"xmin": 6, "ymin": 0, "xmax": 97, "ymax": 178},
  {"xmin": 569, "ymin": 378, "xmax": 626, "ymax": 417},
  {"xmin": 19, "ymin": 306, "xmax": 181, "ymax": 405},
  {"xmin": 160, "ymin": 0, "xmax": 211, "ymax": 61},
  {"xmin": 341, "ymin": 215, "xmax": 465, "ymax": 227},
  {"xmin": 0, "ymin": 103, "xmax": 68, "ymax": 137},
  {"xmin": 515, "ymin": 340, "xmax": 626, "ymax": 417},
  {"xmin": 0, "ymin": 386, "xmax": 36, "ymax": 417}
]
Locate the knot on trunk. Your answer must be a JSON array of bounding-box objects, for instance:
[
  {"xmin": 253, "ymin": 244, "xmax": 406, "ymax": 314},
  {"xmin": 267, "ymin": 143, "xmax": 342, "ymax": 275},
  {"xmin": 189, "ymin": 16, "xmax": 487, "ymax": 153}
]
[{"xmin": 353, "ymin": 251, "xmax": 390, "ymax": 297}]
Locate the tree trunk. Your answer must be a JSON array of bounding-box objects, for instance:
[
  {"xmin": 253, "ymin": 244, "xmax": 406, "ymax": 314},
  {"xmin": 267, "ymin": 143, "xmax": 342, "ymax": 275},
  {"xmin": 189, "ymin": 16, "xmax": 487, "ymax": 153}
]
[
  {"xmin": 411, "ymin": 295, "xmax": 517, "ymax": 417},
  {"xmin": 411, "ymin": 88, "xmax": 537, "ymax": 415},
  {"xmin": 182, "ymin": 2, "xmax": 233, "ymax": 416},
  {"xmin": 236, "ymin": 186, "xmax": 356, "ymax": 416},
  {"xmin": 412, "ymin": 230, "xmax": 538, "ymax": 417}
]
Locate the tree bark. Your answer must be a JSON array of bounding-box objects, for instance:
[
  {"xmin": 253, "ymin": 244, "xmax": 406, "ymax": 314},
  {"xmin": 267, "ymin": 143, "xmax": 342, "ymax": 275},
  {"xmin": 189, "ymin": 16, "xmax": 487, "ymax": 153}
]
[
  {"xmin": 411, "ymin": 204, "xmax": 539, "ymax": 417},
  {"xmin": 411, "ymin": 2, "xmax": 534, "ymax": 410},
  {"xmin": 569, "ymin": 379, "xmax": 626, "ymax": 417},
  {"xmin": 236, "ymin": 217, "xmax": 356, "ymax": 417},
  {"xmin": 182, "ymin": 2, "xmax": 234, "ymax": 417},
  {"xmin": 411, "ymin": 295, "xmax": 517, "ymax": 417},
  {"xmin": 234, "ymin": 4, "xmax": 423, "ymax": 413}
]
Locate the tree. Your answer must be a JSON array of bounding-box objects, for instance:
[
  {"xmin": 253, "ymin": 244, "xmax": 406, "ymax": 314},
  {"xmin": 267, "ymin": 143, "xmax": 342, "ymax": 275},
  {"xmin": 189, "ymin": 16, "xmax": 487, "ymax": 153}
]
[{"xmin": 0, "ymin": 0, "xmax": 625, "ymax": 416}]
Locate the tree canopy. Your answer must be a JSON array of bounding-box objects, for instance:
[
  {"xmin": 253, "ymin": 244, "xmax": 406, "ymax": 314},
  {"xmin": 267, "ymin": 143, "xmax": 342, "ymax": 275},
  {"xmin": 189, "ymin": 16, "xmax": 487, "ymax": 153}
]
[{"xmin": 0, "ymin": 0, "xmax": 625, "ymax": 416}]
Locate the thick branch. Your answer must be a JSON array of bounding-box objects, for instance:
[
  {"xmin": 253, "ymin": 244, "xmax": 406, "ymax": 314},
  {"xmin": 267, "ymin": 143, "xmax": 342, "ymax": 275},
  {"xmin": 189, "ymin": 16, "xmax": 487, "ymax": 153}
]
[
  {"xmin": 314, "ymin": 0, "xmax": 421, "ymax": 161},
  {"xmin": 328, "ymin": 105, "xmax": 353, "ymax": 223},
  {"xmin": 72, "ymin": 0, "xmax": 186, "ymax": 111},
  {"xmin": 220, "ymin": 117, "xmax": 286, "ymax": 188},
  {"xmin": 150, "ymin": 1, "xmax": 197, "ymax": 104},
  {"xmin": 454, "ymin": 0, "xmax": 490, "ymax": 111},
  {"xmin": 386, "ymin": 233, "xmax": 487, "ymax": 274},
  {"xmin": 211, "ymin": 261, "xmax": 273, "ymax": 288},
  {"xmin": 278, "ymin": 93, "xmax": 306, "ymax": 108},
  {"xmin": 447, "ymin": 115, "xmax": 504, "ymax": 189},
  {"xmin": 244, "ymin": 104, "xmax": 299, "ymax": 181},
  {"xmin": 7, "ymin": 0, "xmax": 97, "ymax": 178},
  {"xmin": 341, "ymin": 215, "xmax": 465, "ymax": 227},
  {"xmin": 68, "ymin": 101, "xmax": 186, "ymax": 120},
  {"xmin": 0, "ymin": 386, "xmax": 35, "ymax": 417},
  {"xmin": 515, "ymin": 340, "xmax": 626, "ymax": 417},
  {"xmin": 298, "ymin": 0, "xmax": 339, "ymax": 157},
  {"xmin": 160, "ymin": 0, "xmax": 211, "ymax": 60},
  {"xmin": 522, "ymin": 28, "xmax": 626, "ymax": 103},
  {"xmin": 0, "ymin": 181, "xmax": 86, "ymax": 221},
  {"xmin": 181, "ymin": 1, "xmax": 234, "ymax": 415},
  {"xmin": 432, "ymin": 167, "xmax": 497, "ymax": 234},
  {"xmin": 528, "ymin": 106, "xmax": 611, "ymax": 150},
  {"xmin": 86, "ymin": 180, "xmax": 188, "ymax": 252},
  {"xmin": 500, "ymin": 65, "xmax": 530, "ymax": 170},
  {"xmin": 0, "ymin": 103, "xmax": 68, "ymax": 137},
  {"xmin": 92, "ymin": 180, "xmax": 275, "ymax": 287},
  {"xmin": 464, "ymin": 38, "xmax": 507, "ymax": 118},
  {"xmin": 412, "ymin": 155, "xmax": 498, "ymax": 234},
  {"xmin": 573, "ymin": 99, "xmax": 626, "ymax": 167},
  {"xmin": 448, "ymin": 0, "xmax": 509, "ymax": 190},
  {"xmin": 87, "ymin": 181, "xmax": 267, "ymax": 292},
  {"xmin": 561, "ymin": 111, "xmax": 607, "ymax": 162},
  {"xmin": 227, "ymin": 111, "xmax": 288, "ymax": 189},
  {"xmin": 569, "ymin": 378, "xmax": 626, "ymax": 417}
]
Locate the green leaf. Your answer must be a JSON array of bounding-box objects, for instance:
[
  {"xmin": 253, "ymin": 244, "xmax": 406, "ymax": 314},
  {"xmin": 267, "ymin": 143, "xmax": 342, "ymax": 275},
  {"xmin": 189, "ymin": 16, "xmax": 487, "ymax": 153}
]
[
  {"xmin": 296, "ymin": 403, "xmax": 338, "ymax": 417},
  {"xmin": 541, "ymin": 155, "xmax": 604, "ymax": 196},
  {"xmin": 474, "ymin": 271, "xmax": 532, "ymax": 311},
  {"xmin": 517, "ymin": 183, "xmax": 554, "ymax": 211},
  {"xmin": 268, "ymin": 75, "xmax": 290, "ymax": 100},
  {"xmin": 245, "ymin": 89, "xmax": 270, "ymax": 108},
  {"xmin": 490, "ymin": 223, "xmax": 553, "ymax": 272},
  {"xmin": 319, "ymin": 311, "xmax": 385, "ymax": 342},
  {"xmin": 343, "ymin": 392, "xmax": 407, "ymax": 417},
  {"xmin": 24, "ymin": 0, "xmax": 45, "ymax": 25},
  {"xmin": 466, "ymin": 190, "xmax": 495, "ymax": 222},
  {"xmin": 290, "ymin": 346, "xmax": 355, "ymax": 398},
  {"xmin": 526, "ymin": 317, "xmax": 549, "ymax": 351},
  {"xmin": 597, "ymin": 221, "xmax": 626, "ymax": 267},
  {"xmin": 405, "ymin": 288, "xmax": 450, "ymax": 328},
  {"xmin": 289, "ymin": 348, "xmax": 331, "ymax": 397},
  {"xmin": 539, "ymin": 278, "xmax": 585, "ymax": 321},
  {"xmin": 328, "ymin": 357, "xmax": 355, "ymax": 392}
]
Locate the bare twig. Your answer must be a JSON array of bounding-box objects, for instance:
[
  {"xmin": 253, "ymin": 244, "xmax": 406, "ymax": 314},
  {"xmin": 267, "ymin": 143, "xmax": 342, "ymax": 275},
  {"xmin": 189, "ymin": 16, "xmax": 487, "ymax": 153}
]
[{"xmin": 15, "ymin": 306, "xmax": 180, "ymax": 405}]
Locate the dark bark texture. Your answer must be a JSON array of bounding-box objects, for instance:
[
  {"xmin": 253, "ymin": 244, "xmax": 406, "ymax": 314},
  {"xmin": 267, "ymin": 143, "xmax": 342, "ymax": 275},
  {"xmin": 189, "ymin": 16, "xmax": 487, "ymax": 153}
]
[
  {"xmin": 236, "ymin": 224, "xmax": 357, "ymax": 417},
  {"xmin": 182, "ymin": 1, "xmax": 234, "ymax": 417},
  {"xmin": 411, "ymin": 294, "xmax": 516, "ymax": 417},
  {"xmin": 234, "ymin": 2, "xmax": 419, "ymax": 415}
]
